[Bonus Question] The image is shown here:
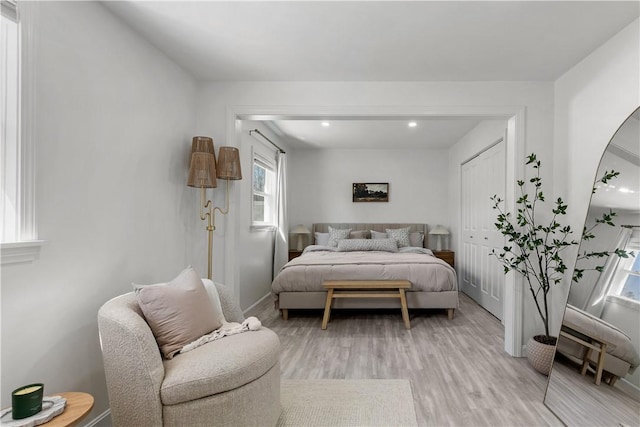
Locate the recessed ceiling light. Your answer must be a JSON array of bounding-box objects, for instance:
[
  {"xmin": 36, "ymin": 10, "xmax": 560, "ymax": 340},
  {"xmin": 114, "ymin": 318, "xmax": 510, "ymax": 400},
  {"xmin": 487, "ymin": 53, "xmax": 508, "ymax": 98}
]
[
  {"xmin": 408, "ymin": 122, "xmax": 417, "ymax": 128},
  {"xmin": 321, "ymin": 122, "xmax": 330, "ymax": 127}
]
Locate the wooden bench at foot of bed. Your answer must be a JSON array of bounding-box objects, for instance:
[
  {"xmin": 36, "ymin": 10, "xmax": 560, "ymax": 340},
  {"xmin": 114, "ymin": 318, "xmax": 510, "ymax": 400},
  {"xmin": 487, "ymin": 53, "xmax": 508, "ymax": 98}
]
[
  {"xmin": 279, "ymin": 283, "xmax": 456, "ymax": 323},
  {"xmin": 322, "ymin": 280, "xmax": 412, "ymax": 330}
]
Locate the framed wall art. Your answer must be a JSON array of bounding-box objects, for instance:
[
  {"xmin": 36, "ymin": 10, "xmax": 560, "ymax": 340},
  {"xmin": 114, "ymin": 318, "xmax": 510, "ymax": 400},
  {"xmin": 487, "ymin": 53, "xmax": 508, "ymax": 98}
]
[{"xmin": 352, "ymin": 183, "xmax": 389, "ymax": 202}]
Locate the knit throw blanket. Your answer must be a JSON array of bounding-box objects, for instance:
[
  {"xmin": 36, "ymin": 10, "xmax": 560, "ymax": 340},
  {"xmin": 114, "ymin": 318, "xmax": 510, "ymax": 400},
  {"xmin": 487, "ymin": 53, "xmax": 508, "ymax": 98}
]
[{"xmin": 180, "ymin": 317, "xmax": 262, "ymax": 354}]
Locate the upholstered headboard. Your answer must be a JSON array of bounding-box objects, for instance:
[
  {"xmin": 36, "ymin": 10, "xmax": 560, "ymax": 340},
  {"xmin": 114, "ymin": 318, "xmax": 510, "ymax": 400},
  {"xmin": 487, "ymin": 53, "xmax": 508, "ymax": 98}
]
[{"xmin": 311, "ymin": 223, "xmax": 428, "ymax": 248}]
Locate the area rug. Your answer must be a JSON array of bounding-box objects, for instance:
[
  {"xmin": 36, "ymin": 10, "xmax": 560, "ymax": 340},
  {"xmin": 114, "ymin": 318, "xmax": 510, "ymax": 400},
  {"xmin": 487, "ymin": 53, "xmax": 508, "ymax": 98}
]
[{"xmin": 278, "ymin": 379, "xmax": 418, "ymax": 427}]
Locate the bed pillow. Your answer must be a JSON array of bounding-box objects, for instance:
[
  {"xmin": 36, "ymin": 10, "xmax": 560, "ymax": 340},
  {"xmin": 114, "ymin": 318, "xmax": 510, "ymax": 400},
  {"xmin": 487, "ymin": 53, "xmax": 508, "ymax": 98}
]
[
  {"xmin": 328, "ymin": 226, "xmax": 352, "ymax": 247},
  {"xmin": 370, "ymin": 230, "xmax": 387, "ymax": 239},
  {"xmin": 134, "ymin": 267, "xmax": 223, "ymax": 359},
  {"xmin": 350, "ymin": 230, "xmax": 368, "ymax": 239},
  {"xmin": 314, "ymin": 232, "xmax": 330, "ymax": 246},
  {"xmin": 337, "ymin": 238, "xmax": 398, "ymax": 252},
  {"xmin": 409, "ymin": 231, "xmax": 425, "ymax": 248},
  {"xmin": 386, "ymin": 227, "xmax": 411, "ymax": 248}
]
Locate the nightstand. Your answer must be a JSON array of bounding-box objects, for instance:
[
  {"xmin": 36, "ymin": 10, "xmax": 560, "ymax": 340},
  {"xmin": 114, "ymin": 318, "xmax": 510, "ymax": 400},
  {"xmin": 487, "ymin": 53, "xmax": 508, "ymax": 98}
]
[
  {"xmin": 433, "ymin": 250, "xmax": 454, "ymax": 267},
  {"xmin": 288, "ymin": 250, "xmax": 303, "ymax": 261}
]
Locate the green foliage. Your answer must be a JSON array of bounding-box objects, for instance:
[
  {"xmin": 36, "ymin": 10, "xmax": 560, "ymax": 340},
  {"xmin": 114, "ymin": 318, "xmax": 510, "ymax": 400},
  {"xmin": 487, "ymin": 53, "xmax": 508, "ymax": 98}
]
[
  {"xmin": 491, "ymin": 154, "xmax": 630, "ymax": 339},
  {"xmin": 573, "ymin": 173, "xmax": 634, "ymax": 282}
]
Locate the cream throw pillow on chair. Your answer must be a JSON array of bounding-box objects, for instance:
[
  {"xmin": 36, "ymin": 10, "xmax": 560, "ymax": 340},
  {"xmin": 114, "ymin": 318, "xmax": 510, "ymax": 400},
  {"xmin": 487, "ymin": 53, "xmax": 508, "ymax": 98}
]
[{"xmin": 134, "ymin": 267, "xmax": 224, "ymax": 359}]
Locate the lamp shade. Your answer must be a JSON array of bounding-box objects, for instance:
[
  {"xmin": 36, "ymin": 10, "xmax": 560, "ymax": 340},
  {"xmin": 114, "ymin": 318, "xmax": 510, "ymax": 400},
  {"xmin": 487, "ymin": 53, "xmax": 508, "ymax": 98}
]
[
  {"xmin": 291, "ymin": 224, "xmax": 310, "ymax": 251},
  {"xmin": 429, "ymin": 225, "xmax": 449, "ymax": 251},
  {"xmin": 291, "ymin": 224, "xmax": 311, "ymax": 235},
  {"xmin": 191, "ymin": 136, "xmax": 215, "ymax": 155},
  {"xmin": 429, "ymin": 225, "xmax": 449, "ymax": 235},
  {"xmin": 216, "ymin": 147, "xmax": 242, "ymax": 180},
  {"xmin": 187, "ymin": 152, "xmax": 217, "ymax": 188}
]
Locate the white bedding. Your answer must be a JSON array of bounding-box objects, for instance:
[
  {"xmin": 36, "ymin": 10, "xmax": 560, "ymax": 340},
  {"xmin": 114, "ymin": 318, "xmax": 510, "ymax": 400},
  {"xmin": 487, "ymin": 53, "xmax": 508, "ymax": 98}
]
[{"xmin": 271, "ymin": 247, "xmax": 457, "ymax": 295}]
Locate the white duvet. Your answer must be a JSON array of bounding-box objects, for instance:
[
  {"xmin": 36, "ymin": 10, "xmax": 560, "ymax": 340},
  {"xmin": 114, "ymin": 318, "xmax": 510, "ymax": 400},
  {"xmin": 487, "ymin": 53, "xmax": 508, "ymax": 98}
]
[{"xmin": 271, "ymin": 247, "xmax": 457, "ymax": 295}]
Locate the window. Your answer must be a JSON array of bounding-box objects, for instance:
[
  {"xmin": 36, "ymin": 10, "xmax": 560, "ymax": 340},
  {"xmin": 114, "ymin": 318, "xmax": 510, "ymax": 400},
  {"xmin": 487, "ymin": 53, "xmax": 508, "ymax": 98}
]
[
  {"xmin": 1, "ymin": 1, "xmax": 20, "ymax": 242},
  {"xmin": 1, "ymin": 1, "xmax": 42, "ymax": 264},
  {"xmin": 252, "ymin": 154, "xmax": 275, "ymax": 228},
  {"xmin": 612, "ymin": 229, "xmax": 640, "ymax": 302},
  {"xmin": 619, "ymin": 254, "xmax": 640, "ymax": 301}
]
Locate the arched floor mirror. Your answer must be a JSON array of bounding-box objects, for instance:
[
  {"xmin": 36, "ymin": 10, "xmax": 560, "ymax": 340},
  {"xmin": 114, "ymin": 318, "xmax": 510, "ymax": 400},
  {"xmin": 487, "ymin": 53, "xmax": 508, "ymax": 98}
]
[{"xmin": 544, "ymin": 107, "xmax": 640, "ymax": 425}]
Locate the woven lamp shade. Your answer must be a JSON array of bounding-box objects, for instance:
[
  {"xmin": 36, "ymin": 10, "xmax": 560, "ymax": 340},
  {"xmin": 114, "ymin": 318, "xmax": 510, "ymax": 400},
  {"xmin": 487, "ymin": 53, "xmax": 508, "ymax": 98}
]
[
  {"xmin": 216, "ymin": 147, "xmax": 242, "ymax": 180},
  {"xmin": 191, "ymin": 136, "xmax": 214, "ymax": 154},
  {"xmin": 187, "ymin": 152, "xmax": 217, "ymax": 188},
  {"xmin": 191, "ymin": 136, "xmax": 216, "ymax": 162}
]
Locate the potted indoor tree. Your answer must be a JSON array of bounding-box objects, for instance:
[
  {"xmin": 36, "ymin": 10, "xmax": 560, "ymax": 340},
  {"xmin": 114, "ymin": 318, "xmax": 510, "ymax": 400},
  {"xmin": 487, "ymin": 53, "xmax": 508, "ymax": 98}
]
[{"xmin": 490, "ymin": 153, "xmax": 627, "ymax": 375}]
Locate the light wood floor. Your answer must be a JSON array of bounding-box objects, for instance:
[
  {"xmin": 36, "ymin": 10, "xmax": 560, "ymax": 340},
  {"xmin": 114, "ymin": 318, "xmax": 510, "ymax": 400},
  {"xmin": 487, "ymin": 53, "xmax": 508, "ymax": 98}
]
[
  {"xmin": 545, "ymin": 355, "xmax": 640, "ymax": 426},
  {"xmin": 248, "ymin": 292, "xmax": 562, "ymax": 426}
]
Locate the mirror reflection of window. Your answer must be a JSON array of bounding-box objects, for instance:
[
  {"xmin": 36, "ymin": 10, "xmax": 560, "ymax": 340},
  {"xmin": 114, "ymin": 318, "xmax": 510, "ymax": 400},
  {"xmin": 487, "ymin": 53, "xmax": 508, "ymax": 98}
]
[{"xmin": 614, "ymin": 230, "xmax": 640, "ymax": 301}]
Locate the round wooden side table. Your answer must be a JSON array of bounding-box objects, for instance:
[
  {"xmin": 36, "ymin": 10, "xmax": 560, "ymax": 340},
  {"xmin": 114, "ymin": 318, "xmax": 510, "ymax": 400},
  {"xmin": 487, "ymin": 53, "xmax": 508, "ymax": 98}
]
[{"xmin": 40, "ymin": 392, "xmax": 94, "ymax": 427}]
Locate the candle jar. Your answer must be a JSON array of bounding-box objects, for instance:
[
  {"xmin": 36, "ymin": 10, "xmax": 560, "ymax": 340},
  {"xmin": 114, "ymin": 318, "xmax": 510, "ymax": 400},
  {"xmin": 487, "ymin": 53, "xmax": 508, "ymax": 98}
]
[{"xmin": 11, "ymin": 383, "xmax": 44, "ymax": 420}]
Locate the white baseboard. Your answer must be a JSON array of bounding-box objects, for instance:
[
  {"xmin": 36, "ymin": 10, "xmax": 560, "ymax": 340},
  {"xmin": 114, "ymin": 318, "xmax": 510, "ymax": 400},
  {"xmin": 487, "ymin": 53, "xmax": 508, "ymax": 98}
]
[
  {"xmin": 520, "ymin": 344, "xmax": 527, "ymax": 358},
  {"xmin": 617, "ymin": 378, "xmax": 640, "ymax": 400},
  {"xmin": 84, "ymin": 408, "xmax": 110, "ymax": 427},
  {"xmin": 243, "ymin": 292, "xmax": 271, "ymax": 315}
]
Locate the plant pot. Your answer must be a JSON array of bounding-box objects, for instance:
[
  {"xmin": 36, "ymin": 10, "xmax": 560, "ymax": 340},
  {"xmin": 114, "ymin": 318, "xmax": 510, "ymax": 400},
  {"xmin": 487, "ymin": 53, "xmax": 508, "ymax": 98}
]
[{"xmin": 526, "ymin": 335, "xmax": 557, "ymax": 375}]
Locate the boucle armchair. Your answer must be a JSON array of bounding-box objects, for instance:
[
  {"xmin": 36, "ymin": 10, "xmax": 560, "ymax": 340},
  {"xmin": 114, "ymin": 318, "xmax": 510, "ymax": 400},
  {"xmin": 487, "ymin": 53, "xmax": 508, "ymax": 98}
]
[{"xmin": 98, "ymin": 281, "xmax": 281, "ymax": 427}]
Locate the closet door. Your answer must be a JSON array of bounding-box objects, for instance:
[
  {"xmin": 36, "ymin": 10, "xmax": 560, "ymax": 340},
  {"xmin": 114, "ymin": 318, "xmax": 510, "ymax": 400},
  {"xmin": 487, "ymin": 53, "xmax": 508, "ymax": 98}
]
[{"xmin": 461, "ymin": 139, "xmax": 506, "ymax": 320}]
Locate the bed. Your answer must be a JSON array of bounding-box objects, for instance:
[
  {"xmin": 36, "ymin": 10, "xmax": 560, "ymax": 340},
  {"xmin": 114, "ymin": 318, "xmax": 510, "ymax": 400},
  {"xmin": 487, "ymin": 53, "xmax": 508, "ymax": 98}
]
[
  {"xmin": 272, "ymin": 223, "xmax": 459, "ymax": 320},
  {"xmin": 557, "ymin": 304, "xmax": 640, "ymax": 386}
]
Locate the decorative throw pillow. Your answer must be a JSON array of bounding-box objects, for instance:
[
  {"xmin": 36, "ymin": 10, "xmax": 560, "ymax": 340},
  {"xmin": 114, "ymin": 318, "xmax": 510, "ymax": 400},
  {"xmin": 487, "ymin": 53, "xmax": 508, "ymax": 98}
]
[
  {"xmin": 134, "ymin": 267, "xmax": 223, "ymax": 359},
  {"xmin": 350, "ymin": 230, "xmax": 368, "ymax": 239},
  {"xmin": 409, "ymin": 231, "xmax": 425, "ymax": 248},
  {"xmin": 315, "ymin": 232, "xmax": 330, "ymax": 246},
  {"xmin": 201, "ymin": 279, "xmax": 225, "ymax": 322},
  {"xmin": 386, "ymin": 227, "xmax": 411, "ymax": 248},
  {"xmin": 370, "ymin": 230, "xmax": 387, "ymax": 239},
  {"xmin": 337, "ymin": 238, "xmax": 398, "ymax": 252},
  {"xmin": 328, "ymin": 226, "xmax": 352, "ymax": 247}
]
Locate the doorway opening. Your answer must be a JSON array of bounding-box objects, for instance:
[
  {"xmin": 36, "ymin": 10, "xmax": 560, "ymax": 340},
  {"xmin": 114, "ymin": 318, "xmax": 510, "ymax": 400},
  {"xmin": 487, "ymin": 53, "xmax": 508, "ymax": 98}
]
[{"xmin": 226, "ymin": 106, "xmax": 525, "ymax": 356}]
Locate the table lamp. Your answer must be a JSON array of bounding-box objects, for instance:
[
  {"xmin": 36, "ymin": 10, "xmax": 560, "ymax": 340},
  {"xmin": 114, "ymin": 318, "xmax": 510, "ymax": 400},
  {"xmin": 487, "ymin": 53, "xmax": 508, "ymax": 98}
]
[
  {"xmin": 429, "ymin": 225, "xmax": 449, "ymax": 251},
  {"xmin": 291, "ymin": 224, "xmax": 311, "ymax": 251}
]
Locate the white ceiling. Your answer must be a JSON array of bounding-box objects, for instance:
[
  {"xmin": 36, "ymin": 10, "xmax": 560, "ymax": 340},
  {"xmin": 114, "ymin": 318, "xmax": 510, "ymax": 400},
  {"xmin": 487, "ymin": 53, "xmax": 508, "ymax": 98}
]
[
  {"xmin": 103, "ymin": 1, "xmax": 639, "ymax": 150},
  {"xmin": 591, "ymin": 111, "xmax": 640, "ymax": 213},
  {"xmin": 104, "ymin": 1, "xmax": 639, "ymax": 82},
  {"xmin": 267, "ymin": 117, "xmax": 486, "ymax": 149}
]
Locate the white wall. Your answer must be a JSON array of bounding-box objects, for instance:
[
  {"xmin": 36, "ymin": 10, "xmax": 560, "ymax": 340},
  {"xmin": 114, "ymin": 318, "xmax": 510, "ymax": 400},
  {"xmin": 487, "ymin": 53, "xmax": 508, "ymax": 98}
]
[
  {"xmin": 289, "ymin": 147, "xmax": 449, "ymax": 246},
  {"xmin": 552, "ymin": 19, "xmax": 640, "ymax": 335},
  {"xmin": 0, "ymin": 2, "xmax": 198, "ymax": 420},
  {"xmin": 236, "ymin": 122, "xmax": 287, "ymax": 310}
]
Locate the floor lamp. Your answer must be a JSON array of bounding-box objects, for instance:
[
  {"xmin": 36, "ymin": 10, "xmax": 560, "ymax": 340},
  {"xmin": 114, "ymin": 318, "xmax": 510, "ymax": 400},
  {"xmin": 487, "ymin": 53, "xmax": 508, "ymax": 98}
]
[{"xmin": 187, "ymin": 137, "xmax": 242, "ymax": 279}]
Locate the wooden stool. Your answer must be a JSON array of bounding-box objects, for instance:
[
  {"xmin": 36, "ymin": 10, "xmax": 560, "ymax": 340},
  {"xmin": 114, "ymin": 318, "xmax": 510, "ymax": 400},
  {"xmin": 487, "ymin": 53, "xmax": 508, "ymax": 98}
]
[{"xmin": 322, "ymin": 280, "xmax": 411, "ymax": 330}]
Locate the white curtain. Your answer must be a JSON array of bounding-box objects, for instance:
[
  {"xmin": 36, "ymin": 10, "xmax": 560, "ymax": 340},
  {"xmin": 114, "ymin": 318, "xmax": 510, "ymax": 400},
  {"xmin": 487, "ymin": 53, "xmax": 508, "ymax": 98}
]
[
  {"xmin": 272, "ymin": 152, "xmax": 288, "ymax": 279},
  {"xmin": 583, "ymin": 227, "xmax": 633, "ymax": 317}
]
